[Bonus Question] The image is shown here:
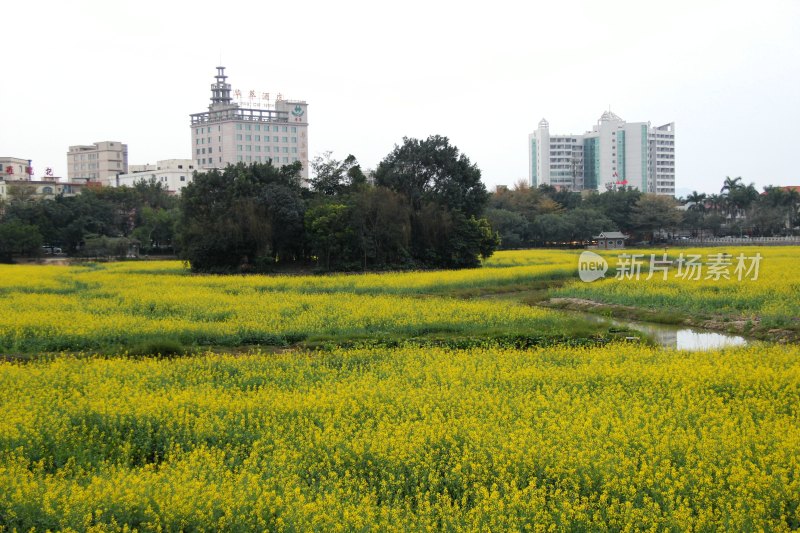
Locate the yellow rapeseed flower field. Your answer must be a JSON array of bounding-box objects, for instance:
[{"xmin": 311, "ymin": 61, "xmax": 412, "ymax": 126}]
[
  {"xmin": 1, "ymin": 247, "xmax": 799, "ymax": 530},
  {"xmin": 0, "ymin": 344, "xmax": 798, "ymax": 530},
  {"xmin": 552, "ymin": 246, "xmax": 800, "ymax": 329},
  {"xmin": 0, "ymin": 255, "xmax": 582, "ymax": 352}
]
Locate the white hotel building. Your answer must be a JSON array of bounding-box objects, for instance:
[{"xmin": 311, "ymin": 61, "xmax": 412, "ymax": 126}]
[
  {"xmin": 190, "ymin": 67, "xmax": 309, "ymax": 181},
  {"xmin": 529, "ymin": 111, "xmax": 675, "ymax": 195}
]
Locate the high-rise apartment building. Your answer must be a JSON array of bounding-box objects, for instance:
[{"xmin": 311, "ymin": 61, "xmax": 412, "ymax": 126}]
[
  {"xmin": 190, "ymin": 67, "xmax": 309, "ymax": 181},
  {"xmin": 529, "ymin": 111, "xmax": 675, "ymax": 195},
  {"xmin": 67, "ymin": 141, "xmax": 128, "ymax": 183}
]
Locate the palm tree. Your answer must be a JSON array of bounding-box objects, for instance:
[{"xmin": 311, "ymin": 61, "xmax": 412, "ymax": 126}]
[
  {"xmin": 720, "ymin": 176, "xmax": 743, "ymax": 195},
  {"xmin": 727, "ymin": 183, "xmax": 758, "ymax": 220},
  {"xmin": 706, "ymin": 193, "xmax": 723, "ymax": 212},
  {"xmin": 686, "ymin": 191, "xmax": 707, "ymax": 212}
]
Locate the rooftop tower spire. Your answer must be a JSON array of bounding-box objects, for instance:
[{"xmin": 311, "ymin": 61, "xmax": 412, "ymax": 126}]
[{"xmin": 210, "ymin": 66, "xmax": 233, "ymax": 108}]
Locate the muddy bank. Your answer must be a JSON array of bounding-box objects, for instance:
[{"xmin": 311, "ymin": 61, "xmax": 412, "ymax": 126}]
[{"xmin": 540, "ymin": 297, "xmax": 798, "ymax": 344}]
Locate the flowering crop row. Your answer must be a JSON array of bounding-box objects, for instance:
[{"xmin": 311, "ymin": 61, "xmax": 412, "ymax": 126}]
[
  {"xmin": 0, "ymin": 256, "xmax": 577, "ymax": 353},
  {"xmin": 1, "ymin": 343, "xmax": 798, "ymax": 530}
]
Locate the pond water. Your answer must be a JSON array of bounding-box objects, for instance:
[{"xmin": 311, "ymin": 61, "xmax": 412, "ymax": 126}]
[{"xmin": 577, "ymin": 313, "xmax": 748, "ymax": 351}]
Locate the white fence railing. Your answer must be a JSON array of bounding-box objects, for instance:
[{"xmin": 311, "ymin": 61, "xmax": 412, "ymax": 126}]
[{"xmin": 672, "ymin": 236, "xmax": 800, "ymax": 246}]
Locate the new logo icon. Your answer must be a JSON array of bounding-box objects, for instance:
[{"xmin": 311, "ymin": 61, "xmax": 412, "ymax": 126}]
[
  {"xmin": 291, "ymin": 105, "xmax": 304, "ymax": 117},
  {"xmin": 578, "ymin": 251, "xmax": 608, "ymax": 283}
]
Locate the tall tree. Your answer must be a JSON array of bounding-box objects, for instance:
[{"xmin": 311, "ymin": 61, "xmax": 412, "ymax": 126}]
[
  {"xmin": 310, "ymin": 152, "xmax": 366, "ymax": 196},
  {"xmin": 374, "ymin": 136, "xmax": 496, "ymax": 267},
  {"xmin": 632, "ymin": 194, "xmax": 682, "ymax": 240},
  {"xmin": 686, "ymin": 191, "xmax": 707, "ymax": 212},
  {"xmin": 178, "ymin": 161, "xmax": 305, "ymax": 272},
  {"xmin": 375, "ymin": 135, "xmax": 488, "ymax": 217}
]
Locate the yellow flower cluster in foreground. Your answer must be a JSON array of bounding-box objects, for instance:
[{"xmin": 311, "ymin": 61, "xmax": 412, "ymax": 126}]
[{"xmin": 1, "ymin": 343, "xmax": 798, "ymax": 530}]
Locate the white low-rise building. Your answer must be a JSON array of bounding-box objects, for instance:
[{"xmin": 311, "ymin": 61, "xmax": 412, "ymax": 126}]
[{"xmin": 107, "ymin": 159, "xmax": 196, "ymax": 194}]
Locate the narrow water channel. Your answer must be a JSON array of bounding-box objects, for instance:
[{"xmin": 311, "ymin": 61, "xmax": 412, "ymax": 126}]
[{"xmin": 577, "ymin": 312, "xmax": 748, "ymax": 351}]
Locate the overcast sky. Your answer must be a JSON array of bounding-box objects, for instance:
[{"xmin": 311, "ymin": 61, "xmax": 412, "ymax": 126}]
[{"xmin": 2, "ymin": 0, "xmax": 798, "ymax": 195}]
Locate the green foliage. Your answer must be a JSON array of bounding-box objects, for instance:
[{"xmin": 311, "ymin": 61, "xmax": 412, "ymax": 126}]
[
  {"xmin": 0, "ymin": 178, "xmax": 178, "ymax": 254},
  {"xmin": 127, "ymin": 337, "xmax": 186, "ymax": 358},
  {"xmin": 631, "ymin": 194, "xmax": 682, "ymax": 237},
  {"xmin": 305, "ymin": 203, "xmax": 355, "ymax": 270},
  {"xmin": 374, "ymin": 136, "xmax": 496, "ymax": 268},
  {"xmin": 310, "ymin": 152, "xmax": 366, "ymax": 196},
  {"xmin": 178, "ymin": 161, "xmax": 305, "ymax": 273},
  {"xmin": 79, "ymin": 235, "xmax": 135, "ymax": 259},
  {"xmin": 375, "ymin": 135, "xmax": 488, "ymax": 217},
  {"xmin": 0, "ymin": 220, "xmax": 43, "ymax": 262}
]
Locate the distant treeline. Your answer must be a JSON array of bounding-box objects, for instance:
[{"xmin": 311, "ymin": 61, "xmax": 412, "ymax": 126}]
[
  {"xmin": 0, "ymin": 136, "xmax": 499, "ymax": 271},
  {"xmin": 487, "ymin": 177, "xmax": 800, "ymax": 248},
  {"xmin": 2, "ymin": 143, "xmax": 796, "ymax": 266}
]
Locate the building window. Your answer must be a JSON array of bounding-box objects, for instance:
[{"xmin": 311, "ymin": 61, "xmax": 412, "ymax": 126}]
[
  {"xmin": 237, "ymin": 145, "xmax": 242, "ymax": 151},
  {"xmin": 246, "ymin": 124, "xmax": 251, "ymax": 131},
  {"xmin": 282, "ymin": 136, "xmax": 288, "ymax": 143},
  {"xmin": 273, "ymin": 136, "xmax": 279, "ymax": 142},
  {"xmin": 283, "ymin": 147, "xmax": 288, "ymax": 153},
  {"xmin": 255, "ymin": 135, "xmax": 260, "ymax": 141},
  {"xmin": 273, "ymin": 126, "xmax": 279, "ymax": 132},
  {"xmin": 246, "ymin": 145, "xmax": 252, "ymax": 151},
  {"xmin": 237, "ymin": 134, "xmax": 242, "ymax": 140},
  {"xmin": 246, "ymin": 135, "xmax": 251, "ymax": 141},
  {"xmin": 292, "ymin": 147, "xmax": 297, "ymax": 153},
  {"xmin": 282, "ymin": 126, "xmax": 288, "ymax": 132},
  {"xmin": 291, "ymin": 126, "xmax": 297, "ymax": 133},
  {"xmin": 291, "ymin": 137, "xmax": 297, "ymax": 143},
  {"xmin": 236, "ymin": 124, "xmax": 242, "ymax": 130},
  {"xmin": 180, "ymin": 176, "xmax": 186, "ymax": 181},
  {"xmin": 237, "ymin": 156, "xmax": 243, "ymax": 162}
]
